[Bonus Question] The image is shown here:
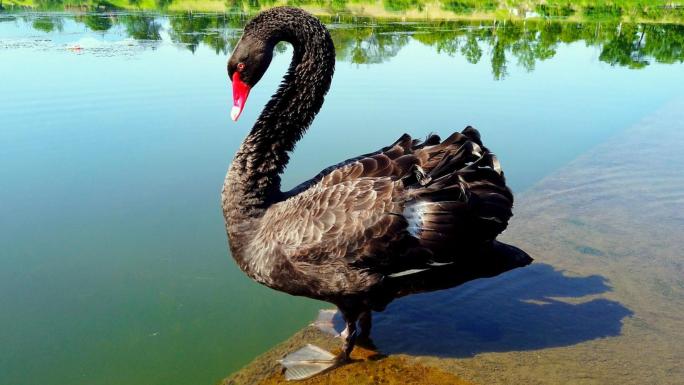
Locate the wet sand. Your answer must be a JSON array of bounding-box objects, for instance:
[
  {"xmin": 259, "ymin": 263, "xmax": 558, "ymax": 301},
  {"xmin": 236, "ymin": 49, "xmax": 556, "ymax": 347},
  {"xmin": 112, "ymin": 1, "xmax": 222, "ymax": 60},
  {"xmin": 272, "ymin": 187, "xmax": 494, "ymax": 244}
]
[{"xmin": 223, "ymin": 98, "xmax": 684, "ymax": 385}]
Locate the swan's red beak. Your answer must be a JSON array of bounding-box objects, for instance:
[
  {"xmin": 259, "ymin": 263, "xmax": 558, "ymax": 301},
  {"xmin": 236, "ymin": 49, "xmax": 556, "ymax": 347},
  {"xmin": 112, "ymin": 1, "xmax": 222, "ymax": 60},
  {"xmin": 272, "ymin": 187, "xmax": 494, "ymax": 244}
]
[{"xmin": 231, "ymin": 72, "xmax": 251, "ymax": 121}]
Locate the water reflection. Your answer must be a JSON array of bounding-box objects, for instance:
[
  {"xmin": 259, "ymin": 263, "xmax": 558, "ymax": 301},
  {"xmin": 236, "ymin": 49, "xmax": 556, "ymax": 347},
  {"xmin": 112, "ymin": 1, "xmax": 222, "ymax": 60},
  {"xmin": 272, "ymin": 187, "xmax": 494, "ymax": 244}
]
[
  {"xmin": 120, "ymin": 14, "xmax": 162, "ymax": 40},
  {"xmin": 169, "ymin": 13, "xmax": 240, "ymax": 53},
  {"xmin": 30, "ymin": 14, "xmax": 63, "ymax": 32},
  {"xmin": 4, "ymin": 12, "xmax": 684, "ymax": 78}
]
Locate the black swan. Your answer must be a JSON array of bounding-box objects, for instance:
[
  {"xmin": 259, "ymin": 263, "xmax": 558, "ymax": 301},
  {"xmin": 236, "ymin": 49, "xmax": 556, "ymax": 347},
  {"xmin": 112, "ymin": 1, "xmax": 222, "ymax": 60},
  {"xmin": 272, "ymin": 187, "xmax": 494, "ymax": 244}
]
[{"xmin": 222, "ymin": 7, "xmax": 532, "ymax": 380}]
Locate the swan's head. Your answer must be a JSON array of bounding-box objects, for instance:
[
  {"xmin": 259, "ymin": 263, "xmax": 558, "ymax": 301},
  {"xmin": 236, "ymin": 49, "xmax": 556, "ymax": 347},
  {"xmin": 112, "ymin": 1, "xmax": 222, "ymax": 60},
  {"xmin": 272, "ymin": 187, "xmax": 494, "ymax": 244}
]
[{"xmin": 227, "ymin": 33, "xmax": 274, "ymax": 121}]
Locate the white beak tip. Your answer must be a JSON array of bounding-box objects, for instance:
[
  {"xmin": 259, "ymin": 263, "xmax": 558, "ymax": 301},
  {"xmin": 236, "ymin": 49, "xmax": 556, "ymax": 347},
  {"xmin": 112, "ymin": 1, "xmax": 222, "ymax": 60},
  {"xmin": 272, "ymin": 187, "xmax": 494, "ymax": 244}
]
[{"xmin": 230, "ymin": 105, "xmax": 241, "ymax": 121}]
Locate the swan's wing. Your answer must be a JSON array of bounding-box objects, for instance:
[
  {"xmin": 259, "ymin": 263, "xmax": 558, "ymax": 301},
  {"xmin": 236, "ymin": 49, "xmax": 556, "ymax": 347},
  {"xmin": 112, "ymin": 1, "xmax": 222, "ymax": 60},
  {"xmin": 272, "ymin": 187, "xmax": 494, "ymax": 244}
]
[
  {"xmin": 284, "ymin": 133, "xmax": 426, "ymax": 198},
  {"xmin": 261, "ymin": 133, "xmax": 426, "ymax": 259},
  {"xmin": 258, "ymin": 174, "xmax": 405, "ymax": 261},
  {"xmin": 256, "ymin": 129, "xmax": 524, "ymax": 292}
]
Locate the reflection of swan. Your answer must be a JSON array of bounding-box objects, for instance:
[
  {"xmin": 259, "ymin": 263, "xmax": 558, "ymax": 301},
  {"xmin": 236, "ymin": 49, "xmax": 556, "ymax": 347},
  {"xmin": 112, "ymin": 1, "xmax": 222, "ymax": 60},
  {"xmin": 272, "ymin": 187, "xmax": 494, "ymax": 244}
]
[
  {"xmin": 370, "ymin": 263, "xmax": 633, "ymax": 356},
  {"xmin": 222, "ymin": 7, "xmax": 531, "ymax": 379}
]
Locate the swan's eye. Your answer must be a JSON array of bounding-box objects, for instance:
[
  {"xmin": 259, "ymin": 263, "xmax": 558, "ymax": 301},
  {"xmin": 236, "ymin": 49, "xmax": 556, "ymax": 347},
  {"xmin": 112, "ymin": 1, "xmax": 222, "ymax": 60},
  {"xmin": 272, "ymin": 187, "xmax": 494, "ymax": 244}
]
[{"xmin": 237, "ymin": 62, "xmax": 245, "ymax": 72}]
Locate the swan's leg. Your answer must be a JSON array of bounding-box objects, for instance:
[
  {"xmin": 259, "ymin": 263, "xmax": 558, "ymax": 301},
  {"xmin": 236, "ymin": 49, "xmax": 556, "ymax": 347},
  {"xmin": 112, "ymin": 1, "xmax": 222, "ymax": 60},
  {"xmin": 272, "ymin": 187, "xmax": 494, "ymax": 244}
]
[
  {"xmin": 356, "ymin": 311, "xmax": 377, "ymax": 350},
  {"xmin": 358, "ymin": 311, "xmax": 372, "ymax": 340},
  {"xmin": 311, "ymin": 309, "xmax": 338, "ymax": 336},
  {"xmin": 337, "ymin": 313, "xmax": 358, "ymax": 363},
  {"xmin": 278, "ymin": 308, "xmax": 360, "ymax": 380}
]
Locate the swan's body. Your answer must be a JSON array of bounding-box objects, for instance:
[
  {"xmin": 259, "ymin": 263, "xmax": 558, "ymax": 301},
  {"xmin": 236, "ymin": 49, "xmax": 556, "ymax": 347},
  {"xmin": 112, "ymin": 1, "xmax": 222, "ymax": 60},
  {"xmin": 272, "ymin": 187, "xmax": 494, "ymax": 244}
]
[{"xmin": 222, "ymin": 7, "xmax": 532, "ymax": 379}]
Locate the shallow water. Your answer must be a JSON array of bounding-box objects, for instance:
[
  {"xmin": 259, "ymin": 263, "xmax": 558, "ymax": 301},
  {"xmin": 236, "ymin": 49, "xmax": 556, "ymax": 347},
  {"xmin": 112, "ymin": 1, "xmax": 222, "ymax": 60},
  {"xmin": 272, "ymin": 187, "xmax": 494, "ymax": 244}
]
[{"xmin": 1, "ymin": 11, "xmax": 684, "ymax": 385}]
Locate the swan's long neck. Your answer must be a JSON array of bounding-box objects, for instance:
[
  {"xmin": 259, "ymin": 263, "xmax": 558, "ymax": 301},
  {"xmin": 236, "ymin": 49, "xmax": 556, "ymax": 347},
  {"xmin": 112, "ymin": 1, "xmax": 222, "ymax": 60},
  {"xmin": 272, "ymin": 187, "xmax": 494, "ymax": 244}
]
[{"xmin": 222, "ymin": 10, "xmax": 335, "ymax": 232}]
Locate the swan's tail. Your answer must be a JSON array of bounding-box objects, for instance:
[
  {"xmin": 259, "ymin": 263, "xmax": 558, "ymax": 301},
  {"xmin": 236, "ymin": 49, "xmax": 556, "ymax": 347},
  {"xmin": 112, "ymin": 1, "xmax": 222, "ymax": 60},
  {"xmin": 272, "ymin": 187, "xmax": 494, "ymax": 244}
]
[
  {"xmin": 403, "ymin": 126, "xmax": 515, "ymax": 255},
  {"xmin": 372, "ymin": 126, "xmax": 533, "ymax": 299},
  {"xmin": 387, "ymin": 240, "xmax": 533, "ymax": 296}
]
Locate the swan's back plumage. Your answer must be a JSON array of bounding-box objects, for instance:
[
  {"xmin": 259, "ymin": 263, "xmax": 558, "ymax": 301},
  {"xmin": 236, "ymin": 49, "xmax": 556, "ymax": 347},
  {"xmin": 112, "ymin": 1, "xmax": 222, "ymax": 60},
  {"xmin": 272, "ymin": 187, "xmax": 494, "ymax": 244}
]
[{"xmin": 240, "ymin": 127, "xmax": 530, "ymax": 305}]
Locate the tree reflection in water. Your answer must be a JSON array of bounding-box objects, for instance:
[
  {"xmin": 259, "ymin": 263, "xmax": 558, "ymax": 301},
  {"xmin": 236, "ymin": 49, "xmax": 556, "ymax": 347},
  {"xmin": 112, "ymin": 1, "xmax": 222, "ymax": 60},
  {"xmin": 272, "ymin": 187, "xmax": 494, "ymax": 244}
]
[{"xmin": 11, "ymin": 11, "xmax": 684, "ymax": 79}]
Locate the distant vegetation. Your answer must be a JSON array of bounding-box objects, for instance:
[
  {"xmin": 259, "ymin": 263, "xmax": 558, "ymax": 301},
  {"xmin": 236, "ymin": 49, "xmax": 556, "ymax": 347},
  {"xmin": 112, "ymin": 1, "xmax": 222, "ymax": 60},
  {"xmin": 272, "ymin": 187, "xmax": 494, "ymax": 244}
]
[
  {"xmin": 3, "ymin": 0, "xmax": 682, "ymax": 79},
  {"xmin": 2, "ymin": 0, "xmax": 684, "ymax": 24},
  {"xmin": 6, "ymin": 12, "xmax": 684, "ymax": 79}
]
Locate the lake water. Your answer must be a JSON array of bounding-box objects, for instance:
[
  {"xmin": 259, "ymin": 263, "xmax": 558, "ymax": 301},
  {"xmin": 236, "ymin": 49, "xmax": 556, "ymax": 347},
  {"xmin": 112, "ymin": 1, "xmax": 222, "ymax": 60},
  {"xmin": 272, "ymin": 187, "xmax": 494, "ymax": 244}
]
[{"xmin": 1, "ymin": 11, "xmax": 684, "ymax": 385}]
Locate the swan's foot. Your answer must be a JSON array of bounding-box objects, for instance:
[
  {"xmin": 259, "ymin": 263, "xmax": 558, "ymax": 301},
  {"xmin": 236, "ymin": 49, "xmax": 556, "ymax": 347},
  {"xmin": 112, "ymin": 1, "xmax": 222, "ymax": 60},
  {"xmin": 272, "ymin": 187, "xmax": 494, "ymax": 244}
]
[
  {"xmin": 355, "ymin": 335, "xmax": 378, "ymax": 350},
  {"xmin": 278, "ymin": 344, "xmax": 337, "ymax": 381},
  {"xmin": 311, "ymin": 309, "xmax": 338, "ymax": 336},
  {"xmin": 279, "ymin": 309, "xmax": 370, "ymax": 380}
]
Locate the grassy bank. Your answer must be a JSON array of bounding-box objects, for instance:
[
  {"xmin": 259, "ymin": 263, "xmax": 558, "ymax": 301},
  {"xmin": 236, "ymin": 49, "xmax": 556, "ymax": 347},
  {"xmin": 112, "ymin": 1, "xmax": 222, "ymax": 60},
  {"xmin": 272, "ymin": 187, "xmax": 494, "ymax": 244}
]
[{"xmin": 2, "ymin": 0, "xmax": 684, "ymax": 24}]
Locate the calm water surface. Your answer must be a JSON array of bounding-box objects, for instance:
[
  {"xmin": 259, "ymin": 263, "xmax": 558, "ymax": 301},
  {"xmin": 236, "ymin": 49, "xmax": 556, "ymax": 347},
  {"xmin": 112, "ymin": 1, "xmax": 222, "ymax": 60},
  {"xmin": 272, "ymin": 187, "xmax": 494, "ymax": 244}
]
[{"xmin": 1, "ymin": 12, "xmax": 684, "ymax": 385}]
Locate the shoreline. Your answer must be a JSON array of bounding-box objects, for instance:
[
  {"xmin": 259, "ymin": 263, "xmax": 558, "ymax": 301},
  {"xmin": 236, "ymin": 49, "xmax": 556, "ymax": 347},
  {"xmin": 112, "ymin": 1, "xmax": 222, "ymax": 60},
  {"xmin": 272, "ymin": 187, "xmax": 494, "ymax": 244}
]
[
  {"xmin": 220, "ymin": 318, "xmax": 477, "ymax": 385},
  {"xmin": 3, "ymin": 1, "xmax": 684, "ymax": 25}
]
